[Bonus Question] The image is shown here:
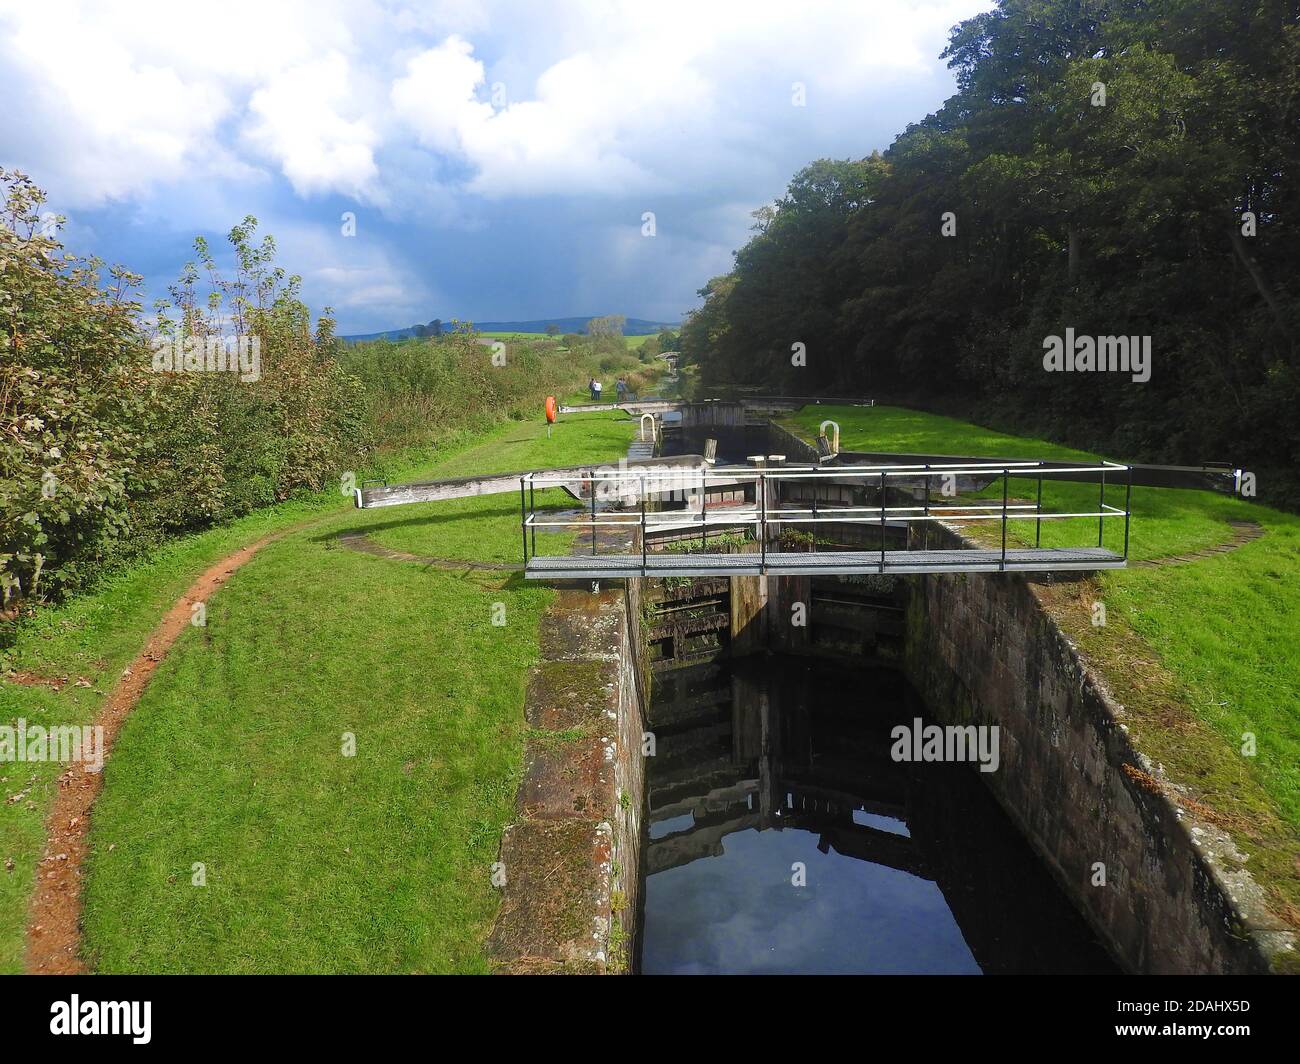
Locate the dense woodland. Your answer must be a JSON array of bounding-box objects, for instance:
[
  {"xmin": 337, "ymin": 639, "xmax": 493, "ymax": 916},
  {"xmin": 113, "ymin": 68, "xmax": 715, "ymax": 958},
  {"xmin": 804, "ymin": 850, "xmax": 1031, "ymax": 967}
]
[{"xmin": 681, "ymin": 0, "xmax": 1300, "ymax": 504}]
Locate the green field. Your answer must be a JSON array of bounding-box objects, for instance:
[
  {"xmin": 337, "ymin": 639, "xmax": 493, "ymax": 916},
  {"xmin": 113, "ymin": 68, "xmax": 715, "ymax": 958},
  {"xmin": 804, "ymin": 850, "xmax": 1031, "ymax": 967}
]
[
  {"xmin": 0, "ymin": 497, "xmax": 338, "ymax": 973},
  {"xmin": 785, "ymin": 405, "xmax": 1265, "ymax": 562},
  {"xmin": 478, "ymin": 330, "xmax": 659, "ymax": 349},
  {"xmin": 367, "ymin": 413, "xmax": 633, "ymax": 564},
  {"xmin": 785, "ymin": 405, "xmax": 1300, "ymax": 919},
  {"xmin": 77, "ymin": 411, "xmax": 632, "ymax": 973}
]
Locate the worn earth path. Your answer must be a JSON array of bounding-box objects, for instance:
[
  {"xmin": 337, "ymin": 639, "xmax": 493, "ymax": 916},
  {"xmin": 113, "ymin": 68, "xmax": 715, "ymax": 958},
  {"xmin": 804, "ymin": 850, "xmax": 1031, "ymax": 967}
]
[{"xmin": 23, "ymin": 526, "xmax": 306, "ymax": 974}]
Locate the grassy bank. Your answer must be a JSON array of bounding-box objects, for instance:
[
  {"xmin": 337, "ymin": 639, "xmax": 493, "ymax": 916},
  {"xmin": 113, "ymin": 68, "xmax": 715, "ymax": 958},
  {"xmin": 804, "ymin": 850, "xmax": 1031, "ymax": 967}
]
[
  {"xmin": 784, "ymin": 405, "xmax": 1300, "ymax": 922},
  {"xmin": 75, "ymin": 409, "xmax": 632, "ymax": 973},
  {"xmin": 337, "ymin": 331, "xmax": 663, "ymax": 462},
  {"xmin": 1, "ymin": 390, "xmax": 634, "ymax": 971},
  {"xmin": 367, "ymin": 412, "xmax": 635, "ymax": 564},
  {"xmin": 0, "ymin": 496, "xmax": 341, "ymax": 973}
]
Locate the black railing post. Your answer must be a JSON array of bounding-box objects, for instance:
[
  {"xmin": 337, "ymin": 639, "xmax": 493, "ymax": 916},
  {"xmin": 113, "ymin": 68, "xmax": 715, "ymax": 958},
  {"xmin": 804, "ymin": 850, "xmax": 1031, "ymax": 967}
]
[
  {"xmin": 1098, "ymin": 466, "xmax": 1106, "ymax": 548},
  {"xmin": 1000, "ymin": 469, "xmax": 1009, "ymax": 570},
  {"xmin": 879, "ymin": 470, "xmax": 887, "ymax": 573},
  {"xmin": 923, "ymin": 464, "xmax": 930, "ymax": 552},
  {"xmin": 641, "ymin": 475, "xmax": 647, "ymax": 575},
  {"xmin": 701, "ymin": 474, "xmax": 707, "ymax": 550},
  {"xmin": 1035, "ymin": 468, "xmax": 1043, "ymax": 548},
  {"xmin": 520, "ymin": 477, "xmax": 529, "ymax": 564},
  {"xmin": 1124, "ymin": 464, "xmax": 1132, "ymax": 560},
  {"xmin": 759, "ymin": 469, "xmax": 767, "ymax": 571}
]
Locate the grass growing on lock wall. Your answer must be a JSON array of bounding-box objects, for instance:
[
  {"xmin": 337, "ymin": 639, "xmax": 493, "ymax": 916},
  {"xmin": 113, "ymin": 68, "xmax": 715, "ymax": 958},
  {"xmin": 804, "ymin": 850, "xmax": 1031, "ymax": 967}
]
[
  {"xmin": 76, "ymin": 410, "xmax": 634, "ymax": 973},
  {"xmin": 784, "ymin": 404, "xmax": 1300, "ymax": 920}
]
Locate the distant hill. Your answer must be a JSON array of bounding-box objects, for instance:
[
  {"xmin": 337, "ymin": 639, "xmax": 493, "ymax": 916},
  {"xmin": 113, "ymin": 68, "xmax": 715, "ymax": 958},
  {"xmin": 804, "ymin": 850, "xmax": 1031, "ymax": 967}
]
[{"xmin": 341, "ymin": 316, "xmax": 680, "ymax": 342}]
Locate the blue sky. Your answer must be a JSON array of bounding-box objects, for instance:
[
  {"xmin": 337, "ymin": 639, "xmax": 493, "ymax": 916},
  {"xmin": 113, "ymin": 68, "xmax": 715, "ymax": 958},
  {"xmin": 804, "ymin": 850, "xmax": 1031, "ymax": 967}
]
[{"xmin": 1, "ymin": 0, "xmax": 992, "ymax": 334}]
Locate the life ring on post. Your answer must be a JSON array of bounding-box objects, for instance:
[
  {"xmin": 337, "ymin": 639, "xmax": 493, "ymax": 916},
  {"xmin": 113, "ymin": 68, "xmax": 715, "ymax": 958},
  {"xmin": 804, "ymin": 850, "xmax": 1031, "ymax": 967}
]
[{"xmin": 545, "ymin": 395, "xmax": 557, "ymax": 424}]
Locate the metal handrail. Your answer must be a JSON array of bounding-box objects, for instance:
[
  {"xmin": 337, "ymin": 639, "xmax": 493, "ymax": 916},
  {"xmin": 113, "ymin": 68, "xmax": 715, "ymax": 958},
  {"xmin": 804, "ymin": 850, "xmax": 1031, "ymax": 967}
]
[
  {"xmin": 520, "ymin": 460, "xmax": 1133, "ymax": 568},
  {"xmin": 523, "ymin": 509, "xmax": 1125, "ymax": 528},
  {"xmin": 522, "ymin": 459, "xmax": 1128, "ymax": 486}
]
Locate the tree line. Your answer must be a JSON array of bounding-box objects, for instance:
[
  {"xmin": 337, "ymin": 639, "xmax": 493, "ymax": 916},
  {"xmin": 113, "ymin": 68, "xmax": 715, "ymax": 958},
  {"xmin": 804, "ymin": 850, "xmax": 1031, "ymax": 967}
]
[{"xmin": 680, "ymin": 0, "xmax": 1299, "ymax": 504}]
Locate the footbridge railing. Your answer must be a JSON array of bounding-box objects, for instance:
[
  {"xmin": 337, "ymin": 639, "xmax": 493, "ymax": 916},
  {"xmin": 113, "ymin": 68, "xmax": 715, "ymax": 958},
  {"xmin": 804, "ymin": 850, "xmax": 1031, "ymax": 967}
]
[{"xmin": 520, "ymin": 459, "xmax": 1132, "ymax": 578}]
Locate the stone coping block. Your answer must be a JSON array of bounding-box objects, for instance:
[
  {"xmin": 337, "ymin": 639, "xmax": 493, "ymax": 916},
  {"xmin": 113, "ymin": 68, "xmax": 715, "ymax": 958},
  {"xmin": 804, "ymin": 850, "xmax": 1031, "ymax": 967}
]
[{"xmin": 485, "ymin": 820, "xmax": 612, "ymax": 974}]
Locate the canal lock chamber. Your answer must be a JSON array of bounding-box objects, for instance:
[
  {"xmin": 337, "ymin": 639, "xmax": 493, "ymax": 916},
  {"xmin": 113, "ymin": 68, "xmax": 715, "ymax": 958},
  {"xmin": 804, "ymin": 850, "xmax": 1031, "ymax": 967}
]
[
  {"xmin": 636, "ymin": 566, "xmax": 1120, "ymax": 975},
  {"xmin": 630, "ymin": 419, "xmax": 1111, "ymax": 974},
  {"xmin": 599, "ymin": 421, "xmax": 1279, "ymax": 975}
]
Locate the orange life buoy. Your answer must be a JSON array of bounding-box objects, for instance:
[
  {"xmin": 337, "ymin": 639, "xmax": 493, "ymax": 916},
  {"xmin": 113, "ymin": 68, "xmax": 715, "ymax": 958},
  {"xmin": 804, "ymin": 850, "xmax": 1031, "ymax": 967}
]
[{"xmin": 544, "ymin": 395, "xmax": 557, "ymax": 423}]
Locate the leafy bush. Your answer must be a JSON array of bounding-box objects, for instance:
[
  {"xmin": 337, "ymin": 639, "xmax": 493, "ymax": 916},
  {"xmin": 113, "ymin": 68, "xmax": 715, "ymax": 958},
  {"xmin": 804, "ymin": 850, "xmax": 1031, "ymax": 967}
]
[
  {"xmin": 336, "ymin": 330, "xmax": 588, "ymax": 456},
  {"xmin": 1, "ymin": 171, "xmax": 367, "ymax": 611}
]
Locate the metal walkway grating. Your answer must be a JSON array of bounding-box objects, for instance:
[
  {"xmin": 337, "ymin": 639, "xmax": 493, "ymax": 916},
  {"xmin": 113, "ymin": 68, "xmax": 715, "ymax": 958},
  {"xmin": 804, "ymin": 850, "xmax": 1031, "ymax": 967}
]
[{"xmin": 525, "ymin": 547, "xmax": 1126, "ymax": 579}]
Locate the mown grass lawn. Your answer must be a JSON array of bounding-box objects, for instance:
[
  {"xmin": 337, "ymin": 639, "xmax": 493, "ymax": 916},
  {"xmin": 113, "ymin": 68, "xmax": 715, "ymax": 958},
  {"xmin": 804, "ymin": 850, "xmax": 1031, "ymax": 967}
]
[
  {"xmin": 78, "ymin": 411, "xmax": 632, "ymax": 973},
  {"xmin": 785, "ymin": 405, "xmax": 1256, "ymax": 561},
  {"xmin": 368, "ymin": 412, "xmax": 633, "ymax": 563},
  {"xmin": 784, "ymin": 405, "xmax": 1300, "ymax": 919},
  {"xmin": 81, "ymin": 540, "xmax": 546, "ymax": 973},
  {"xmin": 1, "ymin": 406, "xmax": 634, "ymax": 973},
  {"xmin": 0, "ymin": 498, "xmax": 335, "ymax": 974},
  {"xmin": 1, "ymin": 429, "xmax": 520, "ymax": 975}
]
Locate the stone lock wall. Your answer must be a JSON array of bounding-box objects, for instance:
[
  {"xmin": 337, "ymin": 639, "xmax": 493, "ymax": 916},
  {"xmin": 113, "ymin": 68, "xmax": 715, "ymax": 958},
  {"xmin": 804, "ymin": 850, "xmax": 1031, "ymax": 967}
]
[
  {"xmin": 904, "ymin": 523, "xmax": 1293, "ymax": 974},
  {"xmin": 485, "ymin": 574, "xmax": 648, "ymax": 974}
]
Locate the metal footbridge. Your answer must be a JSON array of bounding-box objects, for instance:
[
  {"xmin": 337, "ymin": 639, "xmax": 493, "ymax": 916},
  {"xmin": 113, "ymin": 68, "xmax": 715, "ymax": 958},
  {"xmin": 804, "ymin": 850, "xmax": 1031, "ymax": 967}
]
[{"xmin": 520, "ymin": 459, "xmax": 1132, "ymax": 579}]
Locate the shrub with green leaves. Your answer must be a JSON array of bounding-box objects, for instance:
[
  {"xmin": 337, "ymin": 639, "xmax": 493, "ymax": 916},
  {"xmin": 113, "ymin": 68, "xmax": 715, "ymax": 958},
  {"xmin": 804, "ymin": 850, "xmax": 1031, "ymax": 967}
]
[
  {"xmin": 337, "ymin": 329, "xmax": 598, "ymax": 456},
  {"xmin": 1, "ymin": 170, "xmax": 366, "ymax": 611},
  {"xmin": 1, "ymin": 169, "xmax": 150, "ymax": 606}
]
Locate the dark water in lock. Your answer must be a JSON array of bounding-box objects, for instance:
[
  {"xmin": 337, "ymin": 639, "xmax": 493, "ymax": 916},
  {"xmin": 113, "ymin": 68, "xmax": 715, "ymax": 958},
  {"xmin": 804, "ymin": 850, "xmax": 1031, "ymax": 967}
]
[
  {"xmin": 639, "ymin": 656, "xmax": 1119, "ymax": 974},
  {"xmin": 666, "ymin": 424, "xmax": 769, "ymax": 464}
]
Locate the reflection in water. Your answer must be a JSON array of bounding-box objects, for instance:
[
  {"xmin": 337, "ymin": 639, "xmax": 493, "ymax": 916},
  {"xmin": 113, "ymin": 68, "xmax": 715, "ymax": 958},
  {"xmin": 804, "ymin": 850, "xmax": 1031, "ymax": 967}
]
[{"xmin": 640, "ymin": 656, "xmax": 1119, "ymax": 974}]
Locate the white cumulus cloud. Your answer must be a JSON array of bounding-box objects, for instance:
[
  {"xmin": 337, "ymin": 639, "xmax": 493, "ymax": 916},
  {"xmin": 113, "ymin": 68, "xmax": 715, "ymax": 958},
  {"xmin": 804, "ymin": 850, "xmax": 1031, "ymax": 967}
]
[{"xmin": 245, "ymin": 53, "xmax": 382, "ymax": 201}]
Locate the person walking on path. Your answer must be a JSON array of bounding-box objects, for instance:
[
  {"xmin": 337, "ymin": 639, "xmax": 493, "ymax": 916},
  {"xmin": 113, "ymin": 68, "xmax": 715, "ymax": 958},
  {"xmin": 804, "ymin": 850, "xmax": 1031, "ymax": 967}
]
[
  {"xmin": 588, "ymin": 377, "xmax": 597, "ymax": 401},
  {"xmin": 593, "ymin": 378, "xmax": 603, "ymax": 402},
  {"xmin": 616, "ymin": 377, "xmax": 627, "ymax": 403}
]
